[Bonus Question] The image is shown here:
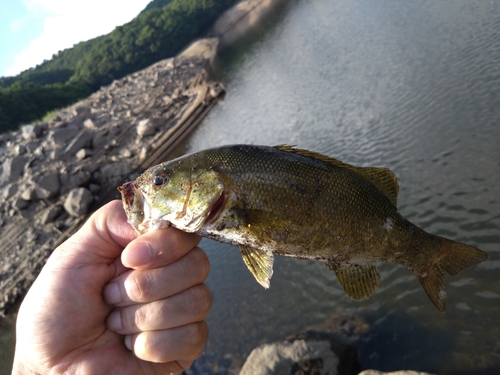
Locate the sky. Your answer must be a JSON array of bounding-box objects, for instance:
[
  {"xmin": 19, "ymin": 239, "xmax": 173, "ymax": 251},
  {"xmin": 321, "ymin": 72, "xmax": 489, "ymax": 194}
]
[{"xmin": 0, "ymin": 0, "xmax": 152, "ymax": 78}]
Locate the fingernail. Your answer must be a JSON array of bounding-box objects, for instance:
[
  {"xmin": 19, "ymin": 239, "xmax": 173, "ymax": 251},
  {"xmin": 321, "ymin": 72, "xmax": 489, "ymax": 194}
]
[
  {"xmin": 103, "ymin": 282, "xmax": 121, "ymax": 304},
  {"xmin": 123, "ymin": 242, "xmax": 153, "ymax": 268},
  {"xmin": 124, "ymin": 335, "xmax": 133, "ymax": 351},
  {"xmin": 106, "ymin": 310, "xmax": 122, "ymax": 331}
]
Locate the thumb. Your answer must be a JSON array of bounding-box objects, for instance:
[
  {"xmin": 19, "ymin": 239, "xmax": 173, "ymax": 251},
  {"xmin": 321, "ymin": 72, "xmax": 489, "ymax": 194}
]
[{"xmin": 48, "ymin": 200, "xmax": 137, "ymax": 269}]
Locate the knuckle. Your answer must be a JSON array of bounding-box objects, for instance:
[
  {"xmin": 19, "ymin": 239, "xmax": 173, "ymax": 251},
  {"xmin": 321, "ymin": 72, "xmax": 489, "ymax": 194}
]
[
  {"xmin": 184, "ymin": 248, "xmax": 210, "ymax": 282},
  {"xmin": 185, "ymin": 321, "xmax": 209, "ymax": 358},
  {"xmin": 185, "ymin": 285, "xmax": 212, "ymax": 318},
  {"xmin": 125, "ymin": 273, "xmax": 152, "ymax": 302}
]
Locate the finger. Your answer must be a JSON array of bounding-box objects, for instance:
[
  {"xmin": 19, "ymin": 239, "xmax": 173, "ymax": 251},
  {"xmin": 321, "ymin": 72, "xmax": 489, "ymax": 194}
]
[
  {"xmin": 51, "ymin": 200, "xmax": 137, "ymax": 269},
  {"xmin": 103, "ymin": 247, "xmax": 209, "ymax": 306},
  {"xmin": 106, "ymin": 284, "xmax": 212, "ymax": 335},
  {"xmin": 122, "ymin": 226, "xmax": 202, "ymax": 269},
  {"xmin": 125, "ymin": 321, "xmax": 209, "ymax": 363}
]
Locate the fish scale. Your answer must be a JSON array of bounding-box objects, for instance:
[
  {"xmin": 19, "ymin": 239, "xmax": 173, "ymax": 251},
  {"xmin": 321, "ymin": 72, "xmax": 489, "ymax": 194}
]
[{"xmin": 119, "ymin": 144, "xmax": 488, "ymax": 312}]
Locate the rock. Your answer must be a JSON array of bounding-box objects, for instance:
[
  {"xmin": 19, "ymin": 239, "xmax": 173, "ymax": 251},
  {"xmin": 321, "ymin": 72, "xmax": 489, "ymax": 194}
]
[
  {"xmin": 22, "ymin": 124, "xmax": 44, "ymax": 140},
  {"xmin": 40, "ymin": 205, "xmax": 62, "ymax": 224},
  {"xmin": 100, "ymin": 162, "xmax": 129, "ymax": 185},
  {"xmin": 75, "ymin": 148, "xmax": 93, "ymax": 161},
  {"xmin": 83, "ymin": 118, "xmax": 96, "ymax": 129},
  {"xmin": 92, "ymin": 129, "xmax": 109, "ymax": 150},
  {"xmin": 240, "ymin": 331, "xmax": 360, "ymax": 375},
  {"xmin": 14, "ymin": 144, "xmax": 26, "ymax": 156},
  {"xmin": 13, "ymin": 197, "xmax": 30, "ymax": 209},
  {"xmin": 63, "ymin": 188, "xmax": 94, "ymax": 216},
  {"xmin": 60, "ymin": 170, "xmax": 92, "ymax": 193},
  {"xmin": 20, "ymin": 186, "xmax": 37, "ymax": 201},
  {"xmin": 45, "ymin": 126, "xmax": 81, "ymax": 150},
  {"xmin": 137, "ymin": 118, "xmax": 157, "ymax": 137},
  {"xmin": 0, "ymin": 156, "xmax": 29, "ymax": 184},
  {"xmin": 359, "ymin": 371, "xmax": 436, "ymax": 375},
  {"xmin": 62, "ymin": 130, "xmax": 93, "ymax": 156},
  {"xmin": 26, "ymin": 140, "xmax": 40, "ymax": 153},
  {"xmin": 3, "ymin": 183, "xmax": 19, "ymax": 200},
  {"xmin": 35, "ymin": 172, "xmax": 60, "ymax": 199}
]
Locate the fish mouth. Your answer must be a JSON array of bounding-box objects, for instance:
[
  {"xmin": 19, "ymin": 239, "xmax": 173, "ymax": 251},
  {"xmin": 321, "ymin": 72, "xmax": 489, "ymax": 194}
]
[
  {"xmin": 205, "ymin": 191, "xmax": 227, "ymax": 226},
  {"xmin": 118, "ymin": 181, "xmax": 139, "ymax": 208}
]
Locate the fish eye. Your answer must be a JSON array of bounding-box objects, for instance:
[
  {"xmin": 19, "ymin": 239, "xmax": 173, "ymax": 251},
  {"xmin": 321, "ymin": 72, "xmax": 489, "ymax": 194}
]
[{"xmin": 153, "ymin": 173, "xmax": 167, "ymax": 186}]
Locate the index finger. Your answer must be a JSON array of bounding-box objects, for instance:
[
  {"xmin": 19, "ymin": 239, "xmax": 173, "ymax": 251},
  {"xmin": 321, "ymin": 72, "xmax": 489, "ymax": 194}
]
[{"xmin": 122, "ymin": 227, "xmax": 202, "ymax": 270}]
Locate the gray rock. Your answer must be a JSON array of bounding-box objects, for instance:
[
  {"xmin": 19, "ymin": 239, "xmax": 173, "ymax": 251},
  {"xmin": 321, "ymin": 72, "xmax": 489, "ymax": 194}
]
[
  {"xmin": 63, "ymin": 188, "xmax": 93, "ymax": 216},
  {"xmin": 26, "ymin": 140, "xmax": 40, "ymax": 153},
  {"xmin": 60, "ymin": 170, "xmax": 91, "ymax": 193},
  {"xmin": 22, "ymin": 124, "xmax": 44, "ymax": 140},
  {"xmin": 45, "ymin": 126, "xmax": 81, "ymax": 150},
  {"xmin": 137, "ymin": 119, "xmax": 156, "ymax": 137},
  {"xmin": 100, "ymin": 162, "xmax": 128, "ymax": 185},
  {"xmin": 92, "ymin": 129, "xmax": 109, "ymax": 150},
  {"xmin": 0, "ymin": 156, "xmax": 28, "ymax": 184},
  {"xmin": 62, "ymin": 130, "xmax": 93, "ymax": 156},
  {"xmin": 35, "ymin": 173, "xmax": 60, "ymax": 199},
  {"xmin": 83, "ymin": 118, "xmax": 96, "ymax": 129},
  {"xmin": 20, "ymin": 186, "xmax": 37, "ymax": 201},
  {"xmin": 13, "ymin": 144, "xmax": 26, "ymax": 156},
  {"xmin": 75, "ymin": 148, "xmax": 92, "ymax": 161},
  {"xmin": 241, "ymin": 340, "xmax": 338, "ymax": 375},
  {"xmin": 3, "ymin": 184, "xmax": 19, "ymax": 200},
  {"xmin": 240, "ymin": 331, "xmax": 360, "ymax": 375},
  {"xmin": 13, "ymin": 197, "xmax": 30, "ymax": 210},
  {"xmin": 40, "ymin": 205, "xmax": 62, "ymax": 224}
]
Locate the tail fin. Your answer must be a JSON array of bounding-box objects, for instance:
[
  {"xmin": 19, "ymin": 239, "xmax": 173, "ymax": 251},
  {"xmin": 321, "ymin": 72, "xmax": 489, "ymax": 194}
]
[{"xmin": 416, "ymin": 237, "xmax": 488, "ymax": 312}]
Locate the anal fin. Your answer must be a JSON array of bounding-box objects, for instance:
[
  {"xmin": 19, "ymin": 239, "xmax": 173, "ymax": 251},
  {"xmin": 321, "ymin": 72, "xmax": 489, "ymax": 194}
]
[
  {"xmin": 328, "ymin": 262, "xmax": 381, "ymax": 301},
  {"xmin": 239, "ymin": 246, "xmax": 274, "ymax": 289}
]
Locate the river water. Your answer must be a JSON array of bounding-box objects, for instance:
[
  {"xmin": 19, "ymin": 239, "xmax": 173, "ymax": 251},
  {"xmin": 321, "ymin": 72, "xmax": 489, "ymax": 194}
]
[
  {"xmin": 2, "ymin": 0, "xmax": 499, "ymax": 373},
  {"xmin": 176, "ymin": 0, "xmax": 500, "ymax": 373}
]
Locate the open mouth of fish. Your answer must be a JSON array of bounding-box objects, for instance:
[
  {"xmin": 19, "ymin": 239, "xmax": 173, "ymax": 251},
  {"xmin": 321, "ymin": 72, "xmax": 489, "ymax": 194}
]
[{"xmin": 119, "ymin": 181, "xmax": 228, "ymax": 234}]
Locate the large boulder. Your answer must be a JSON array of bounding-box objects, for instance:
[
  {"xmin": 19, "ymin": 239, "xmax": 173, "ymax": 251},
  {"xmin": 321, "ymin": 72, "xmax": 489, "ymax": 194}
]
[
  {"xmin": 63, "ymin": 188, "xmax": 94, "ymax": 216},
  {"xmin": 240, "ymin": 331, "xmax": 360, "ymax": 375}
]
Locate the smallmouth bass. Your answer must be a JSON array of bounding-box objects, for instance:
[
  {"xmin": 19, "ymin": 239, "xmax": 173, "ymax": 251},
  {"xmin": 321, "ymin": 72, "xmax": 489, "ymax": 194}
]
[{"xmin": 119, "ymin": 144, "xmax": 488, "ymax": 311}]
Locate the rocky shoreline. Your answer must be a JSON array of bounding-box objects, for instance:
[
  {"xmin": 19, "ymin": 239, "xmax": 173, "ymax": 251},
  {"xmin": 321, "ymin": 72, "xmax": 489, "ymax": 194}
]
[
  {"xmin": 0, "ymin": 54, "xmax": 224, "ymax": 316},
  {"xmin": 0, "ymin": 0, "xmax": 290, "ymax": 321}
]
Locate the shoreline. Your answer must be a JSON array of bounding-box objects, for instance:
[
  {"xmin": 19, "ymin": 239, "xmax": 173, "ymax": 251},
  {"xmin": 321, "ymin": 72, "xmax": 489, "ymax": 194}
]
[{"xmin": 0, "ymin": 0, "xmax": 291, "ymax": 318}]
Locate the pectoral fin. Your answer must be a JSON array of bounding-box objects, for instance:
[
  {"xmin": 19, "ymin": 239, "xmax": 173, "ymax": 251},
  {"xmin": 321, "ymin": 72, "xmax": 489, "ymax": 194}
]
[
  {"xmin": 328, "ymin": 262, "xmax": 381, "ymax": 301},
  {"xmin": 239, "ymin": 246, "xmax": 274, "ymax": 289}
]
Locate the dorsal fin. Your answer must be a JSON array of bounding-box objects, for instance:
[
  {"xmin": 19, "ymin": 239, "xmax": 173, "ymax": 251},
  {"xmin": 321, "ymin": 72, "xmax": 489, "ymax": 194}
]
[{"xmin": 275, "ymin": 145, "xmax": 399, "ymax": 206}]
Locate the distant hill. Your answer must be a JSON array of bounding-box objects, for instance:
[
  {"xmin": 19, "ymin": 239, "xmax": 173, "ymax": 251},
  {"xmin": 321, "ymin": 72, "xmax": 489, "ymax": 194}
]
[{"xmin": 0, "ymin": 0, "xmax": 238, "ymax": 133}]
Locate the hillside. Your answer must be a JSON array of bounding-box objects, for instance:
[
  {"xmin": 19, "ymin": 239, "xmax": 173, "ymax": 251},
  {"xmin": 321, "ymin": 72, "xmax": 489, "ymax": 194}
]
[{"xmin": 0, "ymin": 0, "xmax": 238, "ymax": 133}]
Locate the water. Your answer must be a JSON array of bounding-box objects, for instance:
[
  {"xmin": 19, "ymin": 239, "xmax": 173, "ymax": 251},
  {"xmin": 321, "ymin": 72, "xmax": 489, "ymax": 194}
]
[
  {"xmin": 3, "ymin": 0, "xmax": 499, "ymax": 373},
  {"xmin": 175, "ymin": 0, "xmax": 500, "ymax": 373}
]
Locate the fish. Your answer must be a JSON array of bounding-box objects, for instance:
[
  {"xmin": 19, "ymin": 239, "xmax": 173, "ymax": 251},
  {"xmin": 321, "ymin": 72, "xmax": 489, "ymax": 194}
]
[{"xmin": 118, "ymin": 144, "xmax": 488, "ymax": 312}]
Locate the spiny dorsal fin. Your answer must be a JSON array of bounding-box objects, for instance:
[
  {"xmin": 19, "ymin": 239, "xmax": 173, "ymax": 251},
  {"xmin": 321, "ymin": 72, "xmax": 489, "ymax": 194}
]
[
  {"xmin": 239, "ymin": 245, "xmax": 274, "ymax": 289},
  {"xmin": 275, "ymin": 145, "xmax": 399, "ymax": 206},
  {"xmin": 327, "ymin": 261, "xmax": 381, "ymax": 301}
]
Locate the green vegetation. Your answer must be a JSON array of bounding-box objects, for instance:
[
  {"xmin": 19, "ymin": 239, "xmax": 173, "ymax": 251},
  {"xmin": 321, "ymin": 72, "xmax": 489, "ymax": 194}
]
[{"xmin": 0, "ymin": 0, "xmax": 238, "ymax": 133}]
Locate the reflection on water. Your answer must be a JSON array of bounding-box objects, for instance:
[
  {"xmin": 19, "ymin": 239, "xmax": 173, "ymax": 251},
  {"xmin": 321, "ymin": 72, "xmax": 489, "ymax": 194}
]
[{"xmin": 176, "ymin": 0, "xmax": 500, "ymax": 373}]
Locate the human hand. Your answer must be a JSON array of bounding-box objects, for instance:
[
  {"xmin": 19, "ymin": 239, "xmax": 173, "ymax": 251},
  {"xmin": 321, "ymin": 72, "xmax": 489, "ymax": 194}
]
[{"xmin": 12, "ymin": 200, "xmax": 212, "ymax": 374}]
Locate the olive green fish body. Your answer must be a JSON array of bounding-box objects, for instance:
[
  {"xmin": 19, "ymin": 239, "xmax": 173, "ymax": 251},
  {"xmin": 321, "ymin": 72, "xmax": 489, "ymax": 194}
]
[{"xmin": 119, "ymin": 145, "xmax": 488, "ymax": 311}]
